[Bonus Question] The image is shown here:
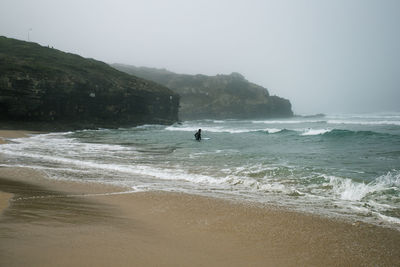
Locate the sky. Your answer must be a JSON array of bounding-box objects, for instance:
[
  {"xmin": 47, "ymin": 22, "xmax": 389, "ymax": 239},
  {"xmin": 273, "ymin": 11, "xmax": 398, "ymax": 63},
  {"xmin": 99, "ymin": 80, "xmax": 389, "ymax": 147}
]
[{"xmin": 1, "ymin": 0, "xmax": 399, "ymax": 114}]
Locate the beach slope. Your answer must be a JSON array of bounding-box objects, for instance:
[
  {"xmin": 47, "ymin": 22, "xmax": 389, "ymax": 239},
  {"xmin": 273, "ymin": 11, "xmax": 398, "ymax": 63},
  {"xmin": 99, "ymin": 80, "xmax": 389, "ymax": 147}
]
[{"xmin": 0, "ymin": 166, "xmax": 399, "ymax": 266}]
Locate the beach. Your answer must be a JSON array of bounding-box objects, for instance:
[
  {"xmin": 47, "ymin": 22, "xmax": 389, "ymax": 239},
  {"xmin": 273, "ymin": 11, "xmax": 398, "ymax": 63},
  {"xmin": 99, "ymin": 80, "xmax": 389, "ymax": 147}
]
[{"xmin": 1, "ymin": 130, "xmax": 400, "ymax": 266}]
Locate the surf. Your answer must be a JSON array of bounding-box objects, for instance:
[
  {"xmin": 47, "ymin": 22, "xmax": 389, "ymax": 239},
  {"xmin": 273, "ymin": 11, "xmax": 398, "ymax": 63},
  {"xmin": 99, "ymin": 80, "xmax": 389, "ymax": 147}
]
[{"xmin": 1, "ymin": 114, "xmax": 400, "ymax": 229}]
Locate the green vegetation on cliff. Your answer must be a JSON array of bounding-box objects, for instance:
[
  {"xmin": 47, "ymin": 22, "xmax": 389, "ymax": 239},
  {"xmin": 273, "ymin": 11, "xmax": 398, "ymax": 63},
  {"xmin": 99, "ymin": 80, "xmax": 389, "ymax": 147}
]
[
  {"xmin": 0, "ymin": 36, "xmax": 179, "ymax": 130},
  {"xmin": 112, "ymin": 64, "xmax": 293, "ymax": 120}
]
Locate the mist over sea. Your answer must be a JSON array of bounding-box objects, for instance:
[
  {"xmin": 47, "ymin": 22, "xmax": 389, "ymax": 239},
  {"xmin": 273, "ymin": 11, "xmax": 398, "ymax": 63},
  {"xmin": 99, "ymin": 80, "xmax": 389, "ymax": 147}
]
[{"xmin": 1, "ymin": 113, "xmax": 400, "ymax": 229}]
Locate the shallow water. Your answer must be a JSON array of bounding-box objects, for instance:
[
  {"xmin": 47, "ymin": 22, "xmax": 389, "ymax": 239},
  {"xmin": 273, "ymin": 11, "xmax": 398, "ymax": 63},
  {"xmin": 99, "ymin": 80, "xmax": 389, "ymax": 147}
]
[{"xmin": 1, "ymin": 113, "xmax": 400, "ymax": 228}]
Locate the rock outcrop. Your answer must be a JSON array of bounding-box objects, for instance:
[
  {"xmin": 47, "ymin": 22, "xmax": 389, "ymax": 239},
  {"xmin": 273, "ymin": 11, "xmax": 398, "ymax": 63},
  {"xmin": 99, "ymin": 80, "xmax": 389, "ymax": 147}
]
[
  {"xmin": 0, "ymin": 37, "xmax": 179, "ymax": 130},
  {"xmin": 112, "ymin": 64, "xmax": 293, "ymax": 120}
]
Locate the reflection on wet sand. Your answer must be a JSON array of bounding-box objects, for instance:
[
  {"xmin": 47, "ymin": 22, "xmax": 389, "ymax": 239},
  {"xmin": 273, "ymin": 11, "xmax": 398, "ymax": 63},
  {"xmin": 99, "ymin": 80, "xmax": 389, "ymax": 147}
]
[{"xmin": 0, "ymin": 177, "xmax": 116, "ymax": 226}]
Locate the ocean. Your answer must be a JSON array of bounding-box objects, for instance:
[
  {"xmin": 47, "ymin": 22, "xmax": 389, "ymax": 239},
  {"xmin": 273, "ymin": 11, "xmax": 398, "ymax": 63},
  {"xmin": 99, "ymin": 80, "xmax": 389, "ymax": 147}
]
[{"xmin": 1, "ymin": 113, "xmax": 400, "ymax": 229}]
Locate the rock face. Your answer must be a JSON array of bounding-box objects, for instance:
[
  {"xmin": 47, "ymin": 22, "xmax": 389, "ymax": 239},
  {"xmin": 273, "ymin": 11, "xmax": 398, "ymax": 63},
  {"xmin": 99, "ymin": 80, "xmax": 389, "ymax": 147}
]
[
  {"xmin": 0, "ymin": 37, "xmax": 179, "ymax": 130},
  {"xmin": 112, "ymin": 64, "xmax": 293, "ymax": 120}
]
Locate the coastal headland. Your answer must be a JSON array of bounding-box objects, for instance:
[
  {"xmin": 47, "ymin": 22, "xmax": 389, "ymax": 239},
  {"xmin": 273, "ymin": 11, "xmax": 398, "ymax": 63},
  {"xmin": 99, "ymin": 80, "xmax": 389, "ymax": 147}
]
[{"xmin": 0, "ymin": 36, "xmax": 180, "ymax": 131}]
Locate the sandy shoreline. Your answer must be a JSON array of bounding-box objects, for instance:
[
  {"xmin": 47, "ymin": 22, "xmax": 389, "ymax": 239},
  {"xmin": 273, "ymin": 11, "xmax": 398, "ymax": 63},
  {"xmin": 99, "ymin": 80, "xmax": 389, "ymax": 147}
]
[
  {"xmin": 1, "ymin": 130, "xmax": 400, "ymax": 266},
  {"xmin": 0, "ymin": 130, "xmax": 35, "ymax": 213},
  {"xmin": 0, "ymin": 129, "xmax": 41, "ymax": 144},
  {"xmin": 0, "ymin": 191, "xmax": 13, "ymax": 214}
]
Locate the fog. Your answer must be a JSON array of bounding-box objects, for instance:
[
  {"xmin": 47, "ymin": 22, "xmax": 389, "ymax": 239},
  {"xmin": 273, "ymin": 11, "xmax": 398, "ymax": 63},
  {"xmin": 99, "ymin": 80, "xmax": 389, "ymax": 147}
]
[{"xmin": 1, "ymin": 0, "xmax": 399, "ymax": 114}]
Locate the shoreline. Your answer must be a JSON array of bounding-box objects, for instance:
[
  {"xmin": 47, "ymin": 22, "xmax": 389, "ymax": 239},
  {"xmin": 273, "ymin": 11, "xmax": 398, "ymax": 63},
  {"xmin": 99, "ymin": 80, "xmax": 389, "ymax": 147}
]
[
  {"xmin": 0, "ymin": 167, "xmax": 399, "ymax": 266},
  {"xmin": 1, "ymin": 130, "xmax": 400, "ymax": 265},
  {"xmin": 0, "ymin": 129, "xmax": 41, "ymax": 144}
]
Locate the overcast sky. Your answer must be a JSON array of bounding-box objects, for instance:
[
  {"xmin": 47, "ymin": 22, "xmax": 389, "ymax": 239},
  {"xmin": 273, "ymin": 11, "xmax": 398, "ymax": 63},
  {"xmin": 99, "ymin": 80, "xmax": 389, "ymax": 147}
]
[{"xmin": 1, "ymin": 0, "xmax": 399, "ymax": 114}]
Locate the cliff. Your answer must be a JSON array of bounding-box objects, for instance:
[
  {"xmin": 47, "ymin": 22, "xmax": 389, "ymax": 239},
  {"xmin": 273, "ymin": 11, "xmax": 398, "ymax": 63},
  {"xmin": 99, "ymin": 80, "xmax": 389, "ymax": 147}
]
[
  {"xmin": 112, "ymin": 64, "xmax": 293, "ymax": 120},
  {"xmin": 0, "ymin": 37, "xmax": 179, "ymax": 130}
]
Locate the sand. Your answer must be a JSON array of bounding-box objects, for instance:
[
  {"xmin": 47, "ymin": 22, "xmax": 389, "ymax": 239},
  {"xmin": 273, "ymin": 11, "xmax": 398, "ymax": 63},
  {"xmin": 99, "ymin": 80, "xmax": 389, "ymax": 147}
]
[
  {"xmin": 0, "ymin": 130, "xmax": 40, "ymax": 144},
  {"xmin": 0, "ymin": 191, "xmax": 12, "ymax": 214},
  {"xmin": 1, "ymin": 130, "xmax": 400, "ymax": 266}
]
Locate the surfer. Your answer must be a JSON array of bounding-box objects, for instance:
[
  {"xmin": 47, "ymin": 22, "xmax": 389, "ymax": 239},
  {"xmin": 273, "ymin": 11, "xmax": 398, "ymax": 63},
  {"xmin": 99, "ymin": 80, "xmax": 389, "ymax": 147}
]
[{"xmin": 194, "ymin": 129, "xmax": 201, "ymax": 141}]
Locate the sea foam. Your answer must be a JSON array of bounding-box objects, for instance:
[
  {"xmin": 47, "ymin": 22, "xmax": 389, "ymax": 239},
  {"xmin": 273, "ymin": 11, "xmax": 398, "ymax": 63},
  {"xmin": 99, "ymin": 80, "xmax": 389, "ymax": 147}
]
[
  {"xmin": 328, "ymin": 120, "xmax": 400, "ymax": 126},
  {"xmin": 301, "ymin": 129, "xmax": 332, "ymax": 136},
  {"xmin": 328, "ymin": 171, "xmax": 400, "ymax": 202},
  {"xmin": 165, "ymin": 125, "xmax": 284, "ymax": 134},
  {"xmin": 2, "ymin": 116, "xmax": 400, "ymax": 229}
]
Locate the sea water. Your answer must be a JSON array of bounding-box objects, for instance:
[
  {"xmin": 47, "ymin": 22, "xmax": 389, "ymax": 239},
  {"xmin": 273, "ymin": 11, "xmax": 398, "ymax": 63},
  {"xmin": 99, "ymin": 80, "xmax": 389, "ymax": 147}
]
[{"xmin": 1, "ymin": 113, "xmax": 400, "ymax": 228}]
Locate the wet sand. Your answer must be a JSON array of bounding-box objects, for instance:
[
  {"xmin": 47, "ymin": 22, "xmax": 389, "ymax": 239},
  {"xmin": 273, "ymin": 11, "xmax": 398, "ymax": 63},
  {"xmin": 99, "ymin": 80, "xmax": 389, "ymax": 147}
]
[
  {"xmin": 0, "ymin": 130, "xmax": 40, "ymax": 144},
  {"xmin": 1, "ymin": 130, "xmax": 400, "ymax": 266},
  {"xmin": 0, "ymin": 191, "xmax": 12, "ymax": 214},
  {"xmin": 0, "ymin": 167, "xmax": 399, "ymax": 266},
  {"xmin": 0, "ymin": 130, "xmax": 37, "ymax": 213}
]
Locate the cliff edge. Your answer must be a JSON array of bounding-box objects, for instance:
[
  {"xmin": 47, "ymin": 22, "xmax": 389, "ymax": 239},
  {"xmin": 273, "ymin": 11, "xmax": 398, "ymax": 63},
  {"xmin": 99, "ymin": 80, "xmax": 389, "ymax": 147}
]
[
  {"xmin": 113, "ymin": 64, "xmax": 293, "ymax": 120},
  {"xmin": 0, "ymin": 37, "xmax": 179, "ymax": 130}
]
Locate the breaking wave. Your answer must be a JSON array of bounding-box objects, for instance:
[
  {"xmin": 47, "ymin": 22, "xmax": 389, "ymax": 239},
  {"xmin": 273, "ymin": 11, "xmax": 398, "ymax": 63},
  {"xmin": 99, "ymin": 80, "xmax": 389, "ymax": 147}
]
[
  {"xmin": 328, "ymin": 171, "xmax": 400, "ymax": 202},
  {"xmin": 2, "ymin": 114, "xmax": 400, "ymax": 229},
  {"xmin": 328, "ymin": 120, "xmax": 400, "ymax": 126}
]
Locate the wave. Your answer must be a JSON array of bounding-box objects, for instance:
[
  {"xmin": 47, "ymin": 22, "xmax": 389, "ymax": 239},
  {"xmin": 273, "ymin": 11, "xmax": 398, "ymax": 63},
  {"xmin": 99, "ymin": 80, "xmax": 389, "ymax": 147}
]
[
  {"xmin": 279, "ymin": 128, "xmax": 395, "ymax": 137},
  {"xmin": 263, "ymin": 128, "xmax": 284, "ymax": 134},
  {"xmin": 301, "ymin": 129, "xmax": 332, "ymax": 136},
  {"xmin": 276, "ymin": 128, "xmax": 397, "ymax": 137},
  {"xmin": 7, "ymin": 141, "xmax": 398, "ymax": 205},
  {"xmin": 252, "ymin": 119, "xmax": 400, "ymax": 126},
  {"xmin": 328, "ymin": 171, "xmax": 400, "ymax": 202},
  {"xmin": 295, "ymin": 113, "xmax": 326, "ymax": 118},
  {"xmin": 252, "ymin": 120, "xmax": 326, "ymax": 124},
  {"xmin": 165, "ymin": 125, "xmax": 286, "ymax": 134},
  {"xmin": 297, "ymin": 128, "xmax": 400, "ymax": 138},
  {"xmin": 328, "ymin": 120, "xmax": 400, "ymax": 126},
  {"xmin": 327, "ymin": 113, "xmax": 400, "ymax": 120},
  {"xmin": 3, "ymin": 135, "xmax": 400, "ymax": 227},
  {"xmin": 321, "ymin": 129, "xmax": 396, "ymax": 138},
  {"xmin": 0, "ymin": 148, "xmax": 225, "ymax": 186},
  {"xmin": 165, "ymin": 126, "xmax": 251, "ymax": 133},
  {"xmin": 165, "ymin": 125, "xmax": 397, "ymax": 138}
]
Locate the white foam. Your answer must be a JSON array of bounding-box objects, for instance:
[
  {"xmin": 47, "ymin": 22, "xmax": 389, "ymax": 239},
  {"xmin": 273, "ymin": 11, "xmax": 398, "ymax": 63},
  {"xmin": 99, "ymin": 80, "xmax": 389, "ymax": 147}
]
[
  {"xmin": 164, "ymin": 125, "xmax": 194, "ymax": 132},
  {"xmin": 3, "ymin": 133, "xmax": 134, "ymax": 156},
  {"xmin": 252, "ymin": 120, "xmax": 324, "ymax": 124},
  {"xmin": 328, "ymin": 171, "xmax": 400, "ymax": 201},
  {"xmin": 301, "ymin": 129, "xmax": 332, "ymax": 136},
  {"xmin": 377, "ymin": 213, "xmax": 400, "ymax": 225},
  {"xmin": 3, "ymin": 128, "xmax": 400, "ymax": 229},
  {"xmin": 328, "ymin": 120, "xmax": 400, "ymax": 126},
  {"xmin": 327, "ymin": 113, "xmax": 400, "ymax": 120},
  {"xmin": 165, "ymin": 125, "xmax": 277, "ymax": 134},
  {"xmin": 330, "ymin": 177, "xmax": 375, "ymax": 201},
  {"xmin": 1, "ymin": 146, "xmax": 229, "ymax": 187},
  {"xmin": 263, "ymin": 128, "xmax": 282, "ymax": 134}
]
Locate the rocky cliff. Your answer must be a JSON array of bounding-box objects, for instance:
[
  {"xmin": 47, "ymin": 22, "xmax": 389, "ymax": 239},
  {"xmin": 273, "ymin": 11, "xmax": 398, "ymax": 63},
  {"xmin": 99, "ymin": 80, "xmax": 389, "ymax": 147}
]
[
  {"xmin": 112, "ymin": 64, "xmax": 293, "ymax": 120},
  {"xmin": 0, "ymin": 37, "xmax": 179, "ymax": 130}
]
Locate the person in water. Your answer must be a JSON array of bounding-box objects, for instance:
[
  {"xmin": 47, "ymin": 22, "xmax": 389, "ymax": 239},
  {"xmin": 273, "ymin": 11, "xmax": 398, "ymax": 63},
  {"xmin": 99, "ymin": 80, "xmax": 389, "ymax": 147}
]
[{"xmin": 194, "ymin": 129, "xmax": 201, "ymax": 141}]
